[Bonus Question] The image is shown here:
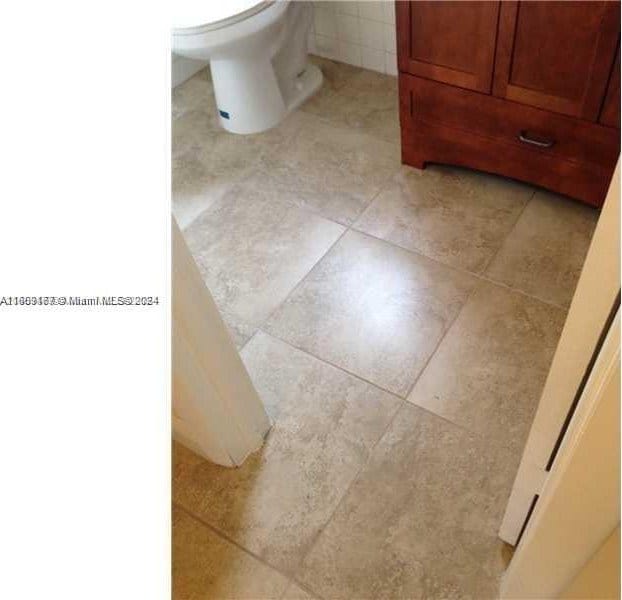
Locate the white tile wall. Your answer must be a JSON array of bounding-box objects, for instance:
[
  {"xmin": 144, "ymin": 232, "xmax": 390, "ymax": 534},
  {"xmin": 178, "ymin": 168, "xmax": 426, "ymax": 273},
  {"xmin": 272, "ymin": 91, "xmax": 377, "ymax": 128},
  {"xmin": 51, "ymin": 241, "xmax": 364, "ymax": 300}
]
[{"xmin": 309, "ymin": 1, "xmax": 397, "ymax": 76}]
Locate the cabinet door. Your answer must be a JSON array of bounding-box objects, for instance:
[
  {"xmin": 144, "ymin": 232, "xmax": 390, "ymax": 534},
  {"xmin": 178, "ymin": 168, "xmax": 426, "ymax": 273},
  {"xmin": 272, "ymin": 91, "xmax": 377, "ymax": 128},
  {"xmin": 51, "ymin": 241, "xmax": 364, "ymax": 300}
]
[
  {"xmin": 493, "ymin": 1, "xmax": 620, "ymax": 120},
  {"xmin": 396, "ymin": 1, "xmax": 500, "ymax": 93},
  {"xmin": 600, "ymin": 45, "xmax": 621, "ymax": 128}
]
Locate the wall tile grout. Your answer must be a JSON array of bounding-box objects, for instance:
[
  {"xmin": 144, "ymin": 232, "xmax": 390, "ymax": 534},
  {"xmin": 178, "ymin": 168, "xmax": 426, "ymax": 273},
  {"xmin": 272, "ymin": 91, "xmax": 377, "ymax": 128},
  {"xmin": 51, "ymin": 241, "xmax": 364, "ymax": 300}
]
[{"xmin": 310, "ymin": 1, "xmax": 398, "ymax": 75}]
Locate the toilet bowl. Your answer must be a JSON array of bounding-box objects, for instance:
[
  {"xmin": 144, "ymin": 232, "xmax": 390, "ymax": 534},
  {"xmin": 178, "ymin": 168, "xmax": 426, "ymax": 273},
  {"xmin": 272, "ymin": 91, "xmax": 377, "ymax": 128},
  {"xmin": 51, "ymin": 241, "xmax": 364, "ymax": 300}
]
[{"xmin": 172, "ymin": 1, "xmax": 322, "ymax": 134}]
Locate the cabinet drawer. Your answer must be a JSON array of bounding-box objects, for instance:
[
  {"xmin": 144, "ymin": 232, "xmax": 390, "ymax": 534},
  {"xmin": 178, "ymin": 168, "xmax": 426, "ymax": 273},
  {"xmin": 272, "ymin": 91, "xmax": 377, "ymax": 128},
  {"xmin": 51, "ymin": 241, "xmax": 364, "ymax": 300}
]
[{"xmin": 400, "ymin": 74, "xmax": 620, "ymax": 169}]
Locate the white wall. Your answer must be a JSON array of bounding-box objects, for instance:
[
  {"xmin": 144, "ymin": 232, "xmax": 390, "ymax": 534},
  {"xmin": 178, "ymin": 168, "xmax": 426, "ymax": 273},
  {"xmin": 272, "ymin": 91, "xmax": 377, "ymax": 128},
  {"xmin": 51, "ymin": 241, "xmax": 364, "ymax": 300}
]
[{"xmin": 309, "ymin": 1, "xmax": 397, "ymax": 75}]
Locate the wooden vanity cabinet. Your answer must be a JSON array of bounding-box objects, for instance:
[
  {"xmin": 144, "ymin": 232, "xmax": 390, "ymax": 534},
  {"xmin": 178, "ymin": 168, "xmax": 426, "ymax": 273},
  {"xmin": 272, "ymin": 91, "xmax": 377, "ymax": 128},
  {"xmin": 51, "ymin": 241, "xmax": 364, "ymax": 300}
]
[{"xmin": 396, "ymin": 0, "xmax": 621, "ymax": 207}]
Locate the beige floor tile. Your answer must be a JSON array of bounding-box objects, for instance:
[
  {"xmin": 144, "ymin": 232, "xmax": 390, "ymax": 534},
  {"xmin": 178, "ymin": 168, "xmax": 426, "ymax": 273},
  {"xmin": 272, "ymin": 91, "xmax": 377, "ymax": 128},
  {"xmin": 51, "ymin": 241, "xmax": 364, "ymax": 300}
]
[
  {"xmin": 265, "ymin": 230, "xmax": 477, "ymax": 397},
  {"xmin": 172, "ymin": 151, "xmax": 244, "ymax": 230},
  {"xmin": 296, "ymin": 404, "xmax": 515, "ymax": 599},
  {"xmin": 172, "ymin": 506, "xmax": 289, "ymax": 600},
  {"xmin": 172, "ymin": 87, "xmax": 307, "ymax": 229},
  {"xmin": 354, "ymin": 165, "xmax": 534, "ymax": 273},
  {"xmin": 309, "ymin": 55, "xmax": 362, "ymax": 95},
  {"xmin": 303, "ymin": 61, "xmax": 400, "ymax": 144},
  {"xmin": 183, "ymin": 183, "xmax": 344, "ymax": 336},
  {"xmin": 173, "ymin": 332, "xmax": 401, "ymax": 574},
  {"xmin": 281, "ymin": 582, "xmax": 317, "ymax": 600},
  {"xmin": 172, "ymin": 106, "xmax": 304, "ymax": 162},
  {"xmin": 485, "ymin": 190, "xmax": 599, "ymax": 307},
  {"xmin": 220, "ymin": 311, "xmax": 257, "ymax": 350},
  {"xmin": 171, "ymin": 68, "xmax": 214, "ymax": 121},
  {"xmin": 409, "ymin": 281, "xmax": 566, "ymax": 455},
  {"xmin": 253, "ymin": 115, "xmax": 400, "ymax": 225}
]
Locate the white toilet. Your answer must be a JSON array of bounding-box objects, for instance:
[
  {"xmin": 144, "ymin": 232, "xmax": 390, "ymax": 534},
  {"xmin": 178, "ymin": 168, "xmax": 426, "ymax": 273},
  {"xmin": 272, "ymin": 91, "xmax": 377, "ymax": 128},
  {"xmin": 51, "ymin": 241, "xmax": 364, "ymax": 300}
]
[{"xmin": 172, "ymin": 1, "xmax": 322, "ymax": 135}]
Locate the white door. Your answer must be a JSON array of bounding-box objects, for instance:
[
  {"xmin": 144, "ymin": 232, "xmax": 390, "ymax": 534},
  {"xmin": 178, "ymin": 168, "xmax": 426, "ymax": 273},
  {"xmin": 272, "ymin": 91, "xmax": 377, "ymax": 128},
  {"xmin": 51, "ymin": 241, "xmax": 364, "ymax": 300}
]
[
  {"xmin": 499, "ymin": 162, "xmax": 620, "ymax": 544},
  {"xmin": 171, "ymin": 219, "xmax": 271, "ymax": 467},
  {"xmin": 501, "ymin": 307, "xmax": 620, "ymax": 597}
]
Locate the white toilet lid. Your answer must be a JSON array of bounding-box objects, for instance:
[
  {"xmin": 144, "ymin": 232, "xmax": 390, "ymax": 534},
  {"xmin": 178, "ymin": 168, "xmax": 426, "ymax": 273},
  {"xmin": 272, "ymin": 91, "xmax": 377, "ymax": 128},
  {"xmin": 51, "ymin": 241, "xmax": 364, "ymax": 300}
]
[{"xmin": 172, "ymin": 1, "xmax": 275, "ymax": 32}]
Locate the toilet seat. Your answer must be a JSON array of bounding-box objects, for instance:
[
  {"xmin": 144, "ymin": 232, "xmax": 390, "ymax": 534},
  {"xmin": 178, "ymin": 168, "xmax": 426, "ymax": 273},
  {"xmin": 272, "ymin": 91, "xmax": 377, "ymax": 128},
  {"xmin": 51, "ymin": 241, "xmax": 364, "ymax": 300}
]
[{"xmin": 173, "ymin": 1, "xmax": 275, "ymax": 34}]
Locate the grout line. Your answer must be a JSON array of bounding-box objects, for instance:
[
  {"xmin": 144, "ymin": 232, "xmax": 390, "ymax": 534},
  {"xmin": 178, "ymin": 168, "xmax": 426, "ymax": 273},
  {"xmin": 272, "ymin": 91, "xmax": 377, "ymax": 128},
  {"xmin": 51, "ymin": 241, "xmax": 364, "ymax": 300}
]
[
  {"xmin": 173, "ymin": 502, "xmax": 306, "ymax": 589},
  {"xmin": 257, "ymin": 226, "xmax": 350, "ymax": 333},
  {"xmin": 255, "ymin": 327, "xmax": 488, "ymax": 443},
  {"xmin": 255, "ymin": 328, "xmax": 404, "ymax": 399},
  {"xmin": 401, "ymin": 281, "xmax": 480, "ymax": 403},
  {"xmin": 280, "ymin": 579, "xmax": 324, "ymax": 600},
  {"xmin": 476, "ymin": 273, "xmax": 568, "ymax": 312},
  {"xmin": 478, "ymin": 187, "xmax": 536, "ymax": 275},
  {"xmin": 236, "ymin": 327, "xmax": 258, "ymax": 354},
  {"xmin": 289, "ymin": 394, "xmax": 407, "ymax": 584},
  {"xmin": 351, "ymin": 227, "xmax": 569, "ymax": 312}
]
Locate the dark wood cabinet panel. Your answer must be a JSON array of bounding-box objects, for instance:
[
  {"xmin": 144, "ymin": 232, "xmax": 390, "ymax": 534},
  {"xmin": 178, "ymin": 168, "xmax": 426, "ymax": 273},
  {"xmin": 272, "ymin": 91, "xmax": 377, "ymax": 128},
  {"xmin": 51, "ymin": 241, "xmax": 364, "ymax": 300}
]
[
  {"xmin": 600, "ymin": 45, "xmax": 621, "ymax": 128},
  {"xmin": 396, "ymin": 1, "xmax": 499, "ymax": 93},
  {"xmin": 397, "ymin": 0, "xmax": 621, "ymax": 207},
  {"xmin": 493, "ymin": 1, "xmax": 620, "ymax": 119},
  {"xmin": 400, "ymin": 74, "xmax": 618, "ymax": 207}
]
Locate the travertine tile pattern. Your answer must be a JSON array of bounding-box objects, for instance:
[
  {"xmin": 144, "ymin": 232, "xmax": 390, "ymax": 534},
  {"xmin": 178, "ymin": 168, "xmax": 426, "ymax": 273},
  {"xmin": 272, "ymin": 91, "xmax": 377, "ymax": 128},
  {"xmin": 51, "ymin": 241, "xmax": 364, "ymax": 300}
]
[
  {"xmin": 172, "ymin": 78, "xmax": 308, "ymax": 228},
  {"xmin": 183, "ymin": 183, "xmax": 344, "ymax": 341},
  {"xmin": 485, "ymin": 190, "xmax": 598, "ymax": 307},
  {"xmin": 171, "ymin": 68, "xmax": 213, "ymax": 121},
  {"xmin": 172, "ymin": 58, "xmax": 599, "ymax": 599},
  {"xmin": 253, "ymin": 115, "xmax": 400, "ymax": 225},
  {"xmin": 409, "ymin": 282, "xmax": 567, "ymax": 455},
  {"xmin": 298, "ymin": 404, "xmax": 517, "ymax": 599},
  {"xmin": 172, "ymin": 506, "xmax": 289, "ymax": 600},
  {"xmin": 265, "ymin": 230, "xmax": 477, "ymax": 396},
  {"xmin": 281, "ymin": 582, "xmax": 317, "ymax": 600},
  {"xmin": 355, "ymin": 165, "xmax": 534, "ymax": 272},
  {"xmin": 302, "ymin": 60, "xmax": 400, "ymax": 143},
  {"xmin": 173, "ymin": 332, "xmax": 401, "ymax": 573}
]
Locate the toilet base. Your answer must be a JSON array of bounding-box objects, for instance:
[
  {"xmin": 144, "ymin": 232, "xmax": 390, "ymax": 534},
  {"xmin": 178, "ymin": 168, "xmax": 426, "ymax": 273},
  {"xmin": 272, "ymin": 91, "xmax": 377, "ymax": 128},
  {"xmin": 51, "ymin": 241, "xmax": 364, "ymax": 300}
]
[{"xmin": 210, "ymin": 61, "xmax": 323, "ymax": 135}]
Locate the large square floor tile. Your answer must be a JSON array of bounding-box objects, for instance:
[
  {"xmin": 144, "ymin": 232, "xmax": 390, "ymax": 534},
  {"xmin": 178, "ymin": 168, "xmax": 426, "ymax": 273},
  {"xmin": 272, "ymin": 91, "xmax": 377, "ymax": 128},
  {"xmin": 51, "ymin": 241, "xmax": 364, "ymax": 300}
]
[
  {"xmin": 302, "ymin": 63, "xmax": 400, "ymax": 144},
  {"xmin": 172, "ymin": 91, "xmax": 306, "ymax": 229},
  {"xmin": 409, "ymin": 281, "xmax": 567, "ymax": 455},
  {"xmin": 485, "ymin": 190, "xmax": 599, "ymax": 307},
  {"xmin": 172, "ymin": 506, "xmax": 289, "ymax": 600},
  {"xmin": 296, "ymin": 404, "xmax": 516, "ymax": 599},
  {"xmin": 252, "ymin": 115, "xmax": 400, "ymax": 225},
  {"xmin": 173, "ymin": 332, "xmax": 401, "ymax": 573},
  {"xmin": 265, "ymin": 230, "xmax": 477, "ymax": 397},
  {"xmin": 183, "ymin": 184, "xmax": 344, "ymax": 338},
  {"xmin": 354, "ymin": 165, "xmax": 534, "ymax": 273}
]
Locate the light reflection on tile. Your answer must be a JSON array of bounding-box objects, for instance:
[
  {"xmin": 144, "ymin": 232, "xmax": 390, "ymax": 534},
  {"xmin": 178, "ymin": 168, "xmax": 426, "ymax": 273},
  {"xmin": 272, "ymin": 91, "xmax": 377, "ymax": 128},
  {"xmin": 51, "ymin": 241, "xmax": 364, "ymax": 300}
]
[{"xmin": 265, "ymin": 230, "xmax": 477, "ymax": 396}]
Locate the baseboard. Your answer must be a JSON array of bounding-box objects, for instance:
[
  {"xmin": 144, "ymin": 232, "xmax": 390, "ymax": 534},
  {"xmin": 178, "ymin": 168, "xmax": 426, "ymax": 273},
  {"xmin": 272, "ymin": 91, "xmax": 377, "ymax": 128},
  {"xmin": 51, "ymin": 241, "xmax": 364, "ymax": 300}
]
[{"xmin": 172, "ymin": 55, "xmax": 207, "ymax": 89}]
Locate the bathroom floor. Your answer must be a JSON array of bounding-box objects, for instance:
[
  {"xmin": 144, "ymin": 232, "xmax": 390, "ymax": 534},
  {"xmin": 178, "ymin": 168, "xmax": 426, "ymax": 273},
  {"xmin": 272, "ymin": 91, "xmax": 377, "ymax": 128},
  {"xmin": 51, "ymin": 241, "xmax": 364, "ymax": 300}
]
[{"xmin": 172, "ymin": 57, "xmax": 598, "ymax": 599}]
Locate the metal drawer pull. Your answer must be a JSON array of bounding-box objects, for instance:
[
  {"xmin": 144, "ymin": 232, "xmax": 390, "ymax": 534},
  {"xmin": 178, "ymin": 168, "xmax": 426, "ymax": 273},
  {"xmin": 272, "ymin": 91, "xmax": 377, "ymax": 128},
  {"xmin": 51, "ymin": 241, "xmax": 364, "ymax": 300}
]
[{"xmin": 518, "ymin": 131, "xmax": 555, "ymax": 148}]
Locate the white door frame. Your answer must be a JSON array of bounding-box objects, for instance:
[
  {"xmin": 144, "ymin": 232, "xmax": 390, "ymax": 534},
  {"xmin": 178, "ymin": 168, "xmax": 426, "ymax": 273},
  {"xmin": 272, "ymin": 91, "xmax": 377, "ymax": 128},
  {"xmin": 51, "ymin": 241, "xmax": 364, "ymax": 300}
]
[
  {"xmin": 501, "ymin": 307, "xmax": 620, "ymax": 597},
  {"xmin": 171, "ymin": 218, "xmax": 271, "ymax": 467},
  {"xmin": 500, "ymin": 161, "xmax": 621, "ymax": 544}
]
